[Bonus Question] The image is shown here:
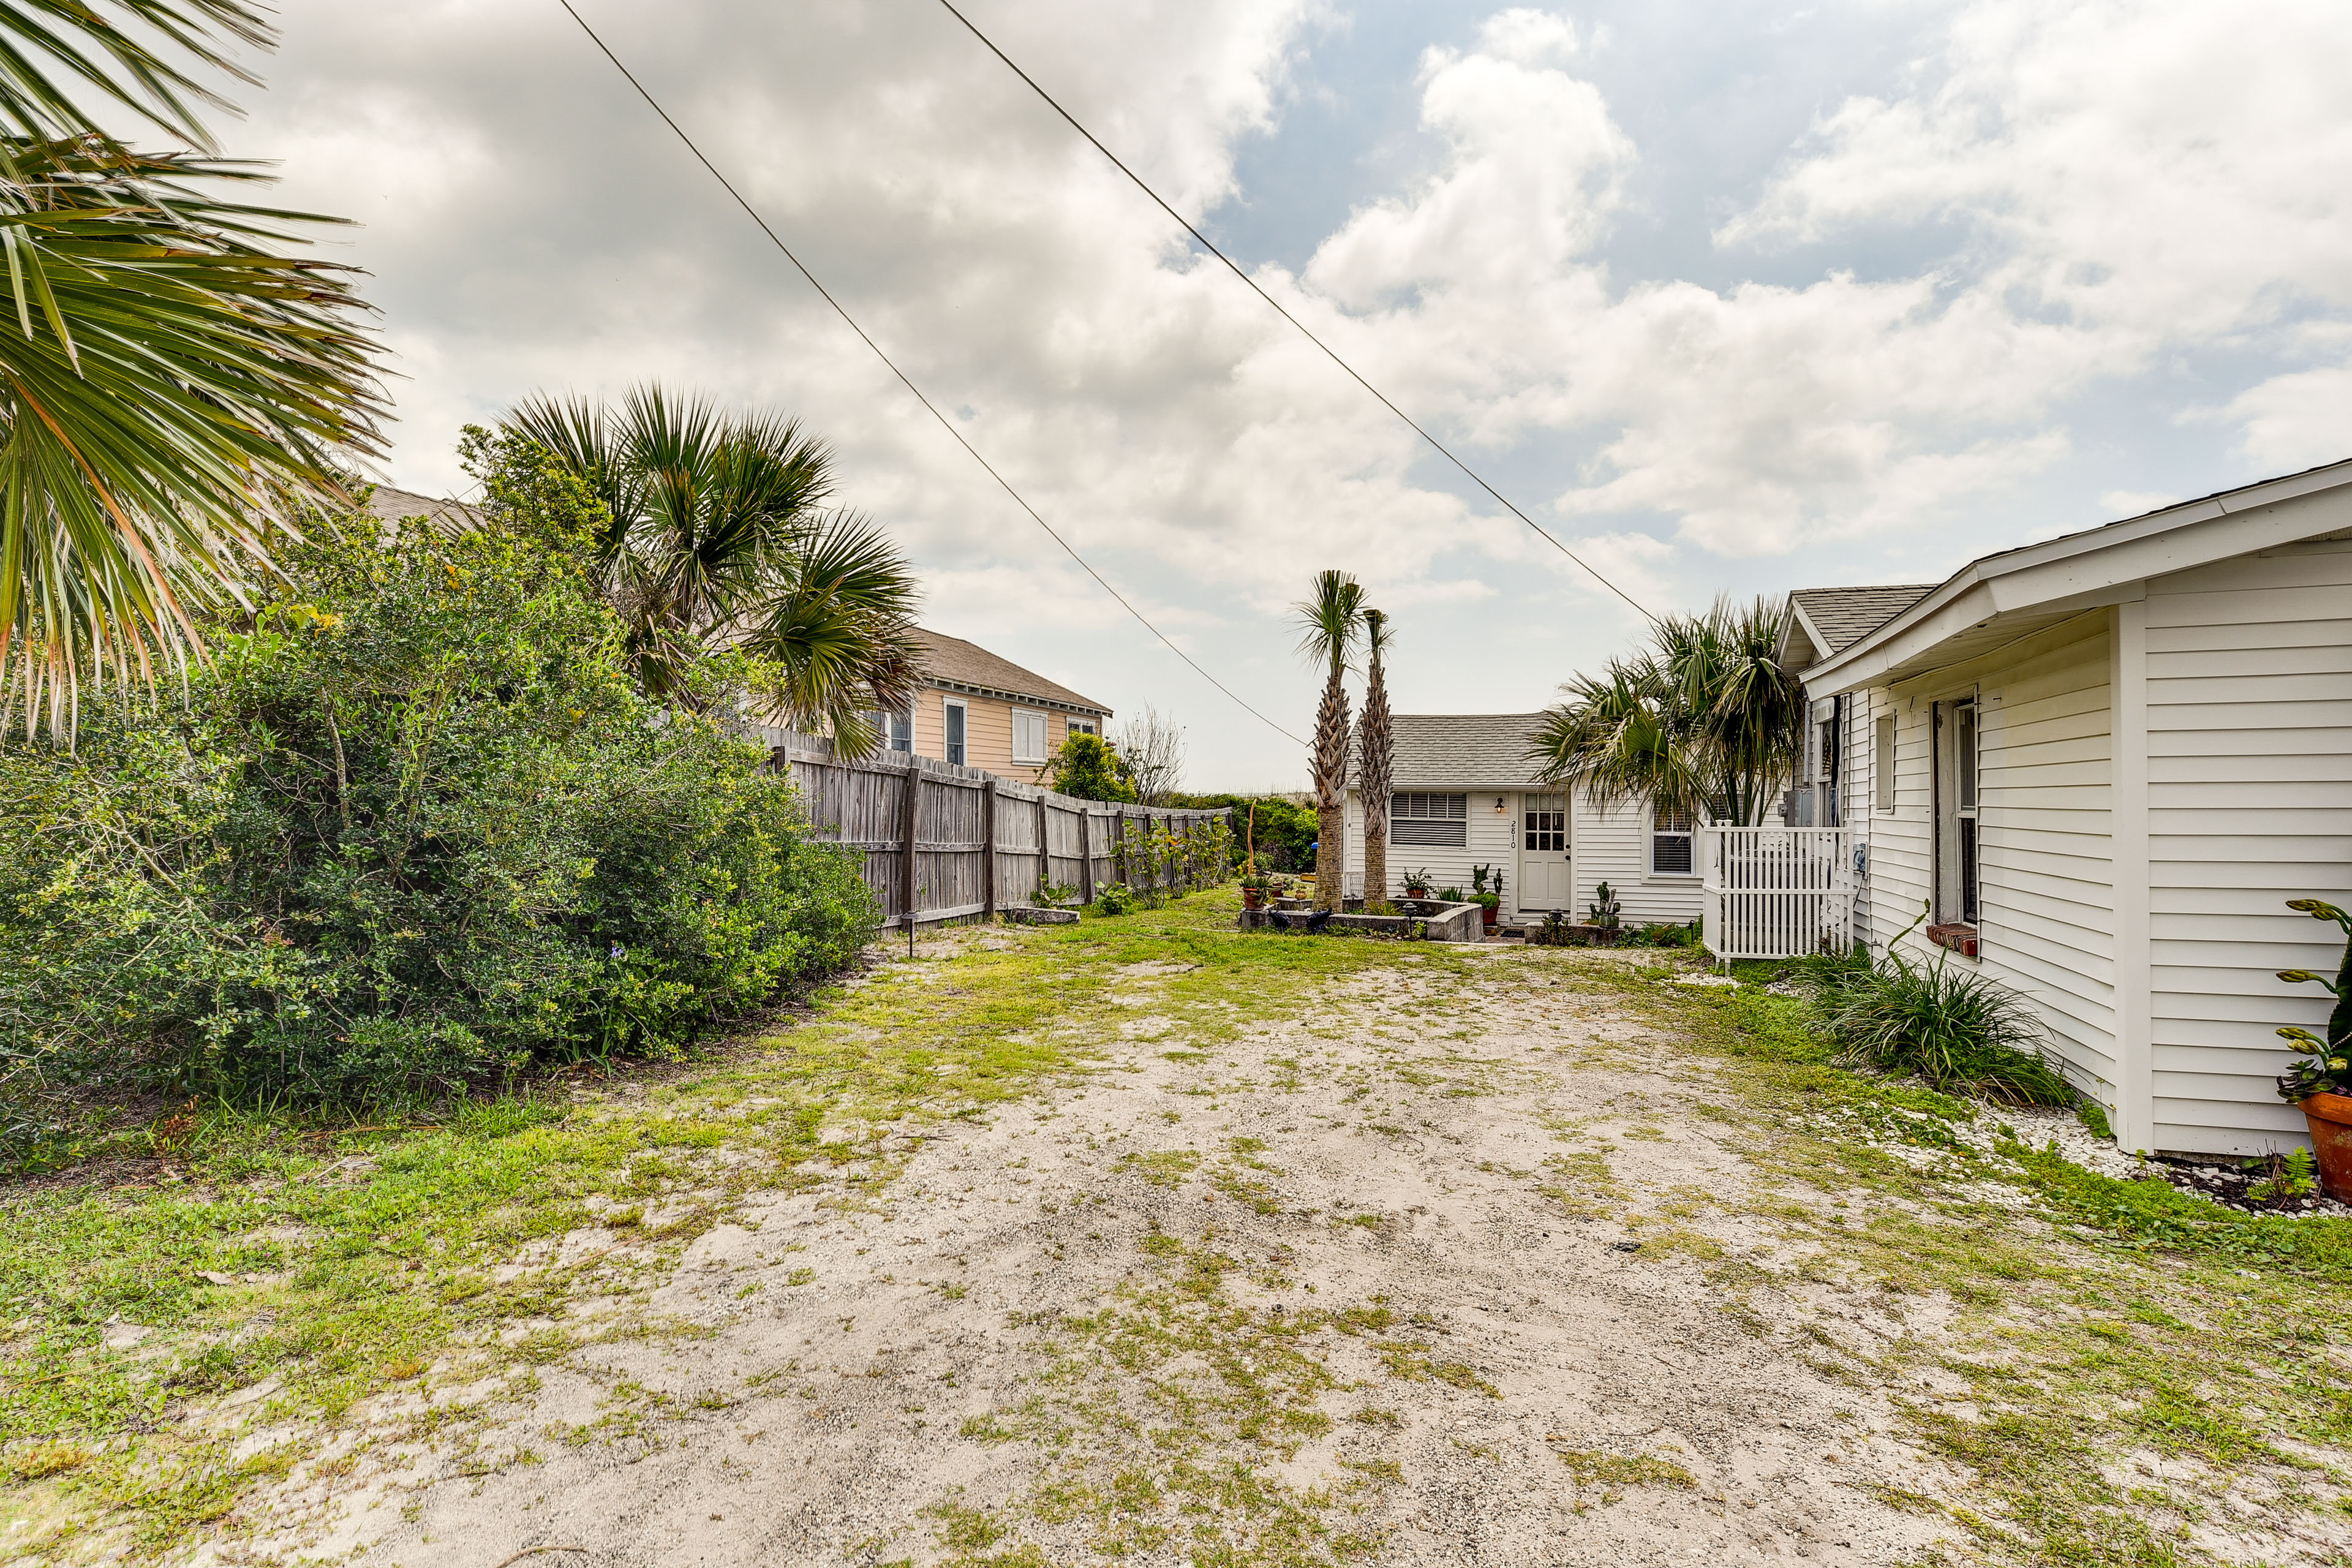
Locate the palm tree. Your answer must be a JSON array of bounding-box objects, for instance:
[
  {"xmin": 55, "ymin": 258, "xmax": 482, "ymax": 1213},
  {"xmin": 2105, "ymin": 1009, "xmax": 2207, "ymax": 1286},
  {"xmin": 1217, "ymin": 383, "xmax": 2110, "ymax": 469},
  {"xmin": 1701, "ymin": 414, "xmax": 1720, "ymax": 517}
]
[
  {"xmin": 507, "ymin": 385, "xmax": 921, "ymax": 756},
  {"xmin": 1293, "ymin": 569, "xmax": 1363, "ymax": 911},
  {"xmin": 0, "ymin": 3, "xmax": 385, "ymax": 739},
  {"xmin": 1357, "ymin": 608, "xmax": 1394, "ymax": 906},
  {"xmin": 1531, "ymin": 597, "xmax": 1803, "ymax": 829}
]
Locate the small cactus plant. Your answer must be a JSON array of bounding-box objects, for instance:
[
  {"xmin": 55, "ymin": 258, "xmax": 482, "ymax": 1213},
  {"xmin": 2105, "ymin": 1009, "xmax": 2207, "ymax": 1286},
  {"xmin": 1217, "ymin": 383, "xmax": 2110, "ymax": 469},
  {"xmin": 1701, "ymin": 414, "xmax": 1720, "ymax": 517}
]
[{"xmin": 2273, "ymin": 898, "xmax": 2352, "ymax": 1102}]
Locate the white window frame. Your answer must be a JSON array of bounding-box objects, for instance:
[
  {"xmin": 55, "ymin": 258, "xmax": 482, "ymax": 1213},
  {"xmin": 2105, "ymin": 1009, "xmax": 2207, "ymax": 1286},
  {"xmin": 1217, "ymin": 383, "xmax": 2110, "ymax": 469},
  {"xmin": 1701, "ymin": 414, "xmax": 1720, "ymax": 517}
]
[
  {"xmin": 875, "ymin": 707, "xmax": 913, "ymax": 754},
  {"xmin": 1650, "ymin": 802, "xmax": 1697, "ymax": 877},
  {"xmin": 1522, "ymin": 794, "xmax": 1566, "ymax": 853},
  {"xmin": 1874, "ymin": 710, "xmax": 1896, "ymax": 813},
  {"xmin": 1012, "ymin": 708, "xmax": 1049, "ymax": 765},
  {"xmin": 1066, "ymin": 715, "xmax": 1097, "ymax": 738},
  {"xmin": 943, "ymin": 698, "xmax": 968, "ymax": 767},
  {"xmin": 1392, "ymin": 792, "xmax": 1468, "ymax": 848}
]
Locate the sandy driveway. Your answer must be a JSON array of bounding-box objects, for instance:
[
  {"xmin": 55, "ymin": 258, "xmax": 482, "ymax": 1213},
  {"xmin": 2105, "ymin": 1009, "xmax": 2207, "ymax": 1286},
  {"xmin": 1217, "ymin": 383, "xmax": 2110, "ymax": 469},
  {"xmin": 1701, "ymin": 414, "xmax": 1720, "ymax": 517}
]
[{"xmin": 216, "ymin": 935, "xmax": 1989, "ymax": 1568}]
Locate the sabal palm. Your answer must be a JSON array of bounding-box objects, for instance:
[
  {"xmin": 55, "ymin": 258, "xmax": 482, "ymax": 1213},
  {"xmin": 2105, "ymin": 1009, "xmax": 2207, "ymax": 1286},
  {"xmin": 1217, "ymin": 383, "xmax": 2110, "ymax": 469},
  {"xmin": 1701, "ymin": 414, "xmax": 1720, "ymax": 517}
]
[
  {"xmin": 1357, "ymin": 608, "xmax": 1394, "ymax": 904},
  {"xmin": 508, "ymin": 385, "xmax": 921, "ymax": 757},
  {"xmin": 1532, "ymin": 597, "xmax": 1803, "ymax": 828},
  {"xmin": 1293, "ymin": 569, "xmax": 1363, "ymax": 911},
  {"xmin": 0, "ymin": 3, "xmax": 384, "ymax": 739}
]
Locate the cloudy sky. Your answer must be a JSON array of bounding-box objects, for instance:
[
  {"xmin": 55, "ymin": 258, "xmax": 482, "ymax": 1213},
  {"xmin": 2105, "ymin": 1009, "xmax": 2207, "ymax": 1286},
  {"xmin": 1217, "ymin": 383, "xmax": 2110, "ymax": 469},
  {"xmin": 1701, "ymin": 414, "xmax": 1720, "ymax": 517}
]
[{"xmin": 229, "ymin": 0, "xmax": 2352, "ymax": 787}]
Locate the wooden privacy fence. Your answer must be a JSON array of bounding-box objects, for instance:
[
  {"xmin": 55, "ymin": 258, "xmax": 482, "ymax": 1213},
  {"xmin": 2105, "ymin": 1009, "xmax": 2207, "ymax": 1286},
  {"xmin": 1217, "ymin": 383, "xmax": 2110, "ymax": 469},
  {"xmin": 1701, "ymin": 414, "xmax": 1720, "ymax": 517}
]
[{"xmin": 764, "ymin": 734, "xmax": 1228, "ymax": 930}]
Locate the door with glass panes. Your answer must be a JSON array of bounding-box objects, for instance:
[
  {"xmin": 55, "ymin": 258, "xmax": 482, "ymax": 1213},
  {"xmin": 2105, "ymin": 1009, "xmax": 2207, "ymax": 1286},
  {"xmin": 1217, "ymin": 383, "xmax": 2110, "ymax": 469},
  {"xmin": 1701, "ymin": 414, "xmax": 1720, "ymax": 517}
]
[{"xmin": 1517, "ymin": 793, "xmax": 1572, "ymax": 913}]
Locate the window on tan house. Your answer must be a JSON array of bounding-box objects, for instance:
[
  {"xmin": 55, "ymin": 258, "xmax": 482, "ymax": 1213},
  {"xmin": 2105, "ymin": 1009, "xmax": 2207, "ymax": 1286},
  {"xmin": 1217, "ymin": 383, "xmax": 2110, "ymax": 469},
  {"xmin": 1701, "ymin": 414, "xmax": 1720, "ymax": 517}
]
[
  {"xmin": 944, "ymin": 699, "xmax": 967, "ymax": 767},
  {"xmin": 1012, "ymin": 709, "xmax": 1048, "ymax": 764},
  {"xmin": 1067, "ymin": 716, "xmax": 1097, "ymax": 738}
]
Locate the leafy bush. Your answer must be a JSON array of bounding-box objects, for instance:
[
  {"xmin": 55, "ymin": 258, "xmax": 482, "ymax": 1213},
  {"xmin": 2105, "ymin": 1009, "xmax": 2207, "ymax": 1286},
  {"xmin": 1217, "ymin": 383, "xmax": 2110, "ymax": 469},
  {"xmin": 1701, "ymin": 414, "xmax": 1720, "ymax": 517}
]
[
  {"xmin": 1040, "ymin": 733, "xmax": 1136, "ymax": 802},
  {"xmin": 1092, "ymin": 883, "xmax": 1136, "ymax": 916},
  {"xmin": 0, "ymin": 514, "xmax": 878, "ymax": 1110},
  {"xmin": 1795, "ymin": 938, "xmax": 2071, "ymax": 1105},
  {"xmin": 1166, "ymin": 792, "xmax": 1316, "ymax": 872},
  {"xmin": 1622, "ymin": 920, "xmax": 1701, "ymax": 949}
]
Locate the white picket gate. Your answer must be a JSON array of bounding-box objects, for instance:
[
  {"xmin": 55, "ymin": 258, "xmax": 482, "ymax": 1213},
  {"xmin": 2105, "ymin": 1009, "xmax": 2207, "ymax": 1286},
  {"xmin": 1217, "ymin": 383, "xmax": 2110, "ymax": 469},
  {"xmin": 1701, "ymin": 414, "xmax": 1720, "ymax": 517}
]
[{"xmin": 1698, "ymin": 825, "xmax": 1857, "ymax": 960}]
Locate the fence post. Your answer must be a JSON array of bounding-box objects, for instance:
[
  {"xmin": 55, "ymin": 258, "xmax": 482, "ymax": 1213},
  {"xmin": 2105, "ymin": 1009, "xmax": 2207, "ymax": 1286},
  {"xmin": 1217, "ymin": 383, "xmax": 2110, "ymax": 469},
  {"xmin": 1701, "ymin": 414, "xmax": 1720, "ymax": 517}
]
[
  {"xmin": 1038, "ymin": 794, "xmax": 1050, "ymax": 903},
  {"xmin": 900, "ymin": 757, "xmax": 921, "ymax": 929},
  {"xmin": 1077, "ymin": 807, "xmax": 1094, "ymax": 904},
  {"xmin": 982, "ymin": 778, "xmax": 998, "ymax": 921}
]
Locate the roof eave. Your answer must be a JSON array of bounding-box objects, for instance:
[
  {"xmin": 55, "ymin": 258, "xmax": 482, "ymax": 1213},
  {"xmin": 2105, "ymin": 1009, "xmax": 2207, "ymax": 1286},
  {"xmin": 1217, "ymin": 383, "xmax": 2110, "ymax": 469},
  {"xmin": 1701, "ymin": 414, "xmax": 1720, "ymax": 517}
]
[{"xmin": 1802, "ymin": 462, "xmax": 2352, "ymax": 695}]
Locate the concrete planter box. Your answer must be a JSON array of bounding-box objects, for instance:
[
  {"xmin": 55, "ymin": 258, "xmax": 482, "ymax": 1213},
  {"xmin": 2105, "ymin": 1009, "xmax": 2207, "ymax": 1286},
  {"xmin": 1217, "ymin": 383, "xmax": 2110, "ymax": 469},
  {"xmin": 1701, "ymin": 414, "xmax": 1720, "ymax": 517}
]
[{"xmin": 1237, "ymin": 902, "xmax": 1485, "ymax": 943}]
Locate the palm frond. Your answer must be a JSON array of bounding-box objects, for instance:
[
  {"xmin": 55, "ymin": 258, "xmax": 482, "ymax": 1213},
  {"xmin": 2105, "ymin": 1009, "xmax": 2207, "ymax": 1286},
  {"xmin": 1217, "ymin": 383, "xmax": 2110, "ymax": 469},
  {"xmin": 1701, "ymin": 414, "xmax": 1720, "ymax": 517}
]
[
  {"xmin": 0, "ymin": 137, "xmax": 383, "ymax": 740},
  {"xmin": 0, "ymin": 2, "xmax": 270, "ymax": 152},
  {"xmin": 1291, "ymin": 568, "xmax": 1363, "ymax": 678}
]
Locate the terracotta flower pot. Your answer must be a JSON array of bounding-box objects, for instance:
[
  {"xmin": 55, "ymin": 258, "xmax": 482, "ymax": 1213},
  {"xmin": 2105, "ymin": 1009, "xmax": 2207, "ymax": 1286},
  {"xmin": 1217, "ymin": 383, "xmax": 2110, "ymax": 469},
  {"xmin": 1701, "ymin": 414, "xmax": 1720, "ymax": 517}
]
[
  {"xmin": 1481, "ymin": 905, "xmax": 1498, "ymax": 929},
  {"xmin": 1242, "ymin": 888, "xmax": 1264, "ymax": 911},
  {"xmin": 2299, "ymin": 1091, "xmax": 2352, "ymax": 1200}
]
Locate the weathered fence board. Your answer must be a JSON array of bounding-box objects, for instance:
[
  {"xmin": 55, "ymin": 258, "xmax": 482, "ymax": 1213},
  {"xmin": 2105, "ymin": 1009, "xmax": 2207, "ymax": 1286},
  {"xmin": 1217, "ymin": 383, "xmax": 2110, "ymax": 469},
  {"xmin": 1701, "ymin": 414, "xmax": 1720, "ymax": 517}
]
[{"xmin": 766, "ymin": 734, "xmax": 1226, "ymax": 930}]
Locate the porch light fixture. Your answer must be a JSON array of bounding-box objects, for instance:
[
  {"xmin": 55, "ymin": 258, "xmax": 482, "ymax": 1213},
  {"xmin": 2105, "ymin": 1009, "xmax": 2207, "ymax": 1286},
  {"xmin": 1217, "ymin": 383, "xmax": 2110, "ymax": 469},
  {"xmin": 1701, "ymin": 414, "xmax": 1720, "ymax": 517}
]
[{"xmin": 1494, "ymin": 796, "xmax": 1508, "ymax": 815}]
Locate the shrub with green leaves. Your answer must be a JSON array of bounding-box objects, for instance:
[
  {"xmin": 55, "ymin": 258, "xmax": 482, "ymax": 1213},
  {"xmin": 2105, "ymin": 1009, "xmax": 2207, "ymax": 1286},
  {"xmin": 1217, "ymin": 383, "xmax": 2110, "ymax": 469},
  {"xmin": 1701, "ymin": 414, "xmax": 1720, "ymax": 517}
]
[{"xmin": 0, "ymin": 514, "xmax": 877, "ymax": 1111}]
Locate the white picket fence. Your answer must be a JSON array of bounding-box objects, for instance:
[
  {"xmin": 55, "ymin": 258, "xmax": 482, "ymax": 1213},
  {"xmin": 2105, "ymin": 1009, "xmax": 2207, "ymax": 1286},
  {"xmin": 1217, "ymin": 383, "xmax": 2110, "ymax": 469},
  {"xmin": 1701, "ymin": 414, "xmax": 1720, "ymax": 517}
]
[{"xmin": 1699, "ymin": 825, "xmax": 1857, "ymax": 960}]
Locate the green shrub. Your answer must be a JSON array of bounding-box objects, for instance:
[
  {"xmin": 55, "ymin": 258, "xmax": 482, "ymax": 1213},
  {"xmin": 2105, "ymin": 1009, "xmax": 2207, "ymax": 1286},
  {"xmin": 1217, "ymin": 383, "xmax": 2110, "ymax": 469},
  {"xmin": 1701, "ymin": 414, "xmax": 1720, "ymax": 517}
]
[
  {"xmin": 1622, "ymin": 920, "xmax": 1700, "ymax": 949},
  {"xmin": 1795, "ymin": 938, "xmax": 2071, "ymax": 1105},
  {"xmin": 1165, "ymin": 792, "xmax": 1316, "ymax": 873},
  {"xmin": 1092, "ymin": 883, "xmax": 1136, "ymax": 917},
  {"xmin": 0, "ymin": 516, "xmax": 877, "ymax": 1110}
]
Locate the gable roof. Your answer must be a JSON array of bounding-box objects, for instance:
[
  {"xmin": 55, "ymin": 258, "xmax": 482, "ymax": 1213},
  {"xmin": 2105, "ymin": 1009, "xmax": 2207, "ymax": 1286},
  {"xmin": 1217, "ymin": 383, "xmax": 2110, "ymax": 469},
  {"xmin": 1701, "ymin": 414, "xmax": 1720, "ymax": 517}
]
[
  {"xmin": 1802, "ymin": 456, "xmax": 2352, "ymax": 695},
  {"xmin": 365, "ymin": 484, "xmax": 480, "ymax": 532},
  {"xmin": 1356, "ymin": 713, "xmax": 1551, "ymax": 790},
  {"xmin": 913, "ymin": 628, "xmax": 1109, "ymax": 717},
  {"xmin": 1782, "ymin": 584, "xmax": 1936, "ymax": 668}
]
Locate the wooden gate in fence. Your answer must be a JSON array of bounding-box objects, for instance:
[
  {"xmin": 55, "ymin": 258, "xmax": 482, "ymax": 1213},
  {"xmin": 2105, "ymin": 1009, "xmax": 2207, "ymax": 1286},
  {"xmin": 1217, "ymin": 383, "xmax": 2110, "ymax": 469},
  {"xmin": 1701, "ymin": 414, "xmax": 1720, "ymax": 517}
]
[{"xmin": 764, "ymin": 734, "xmax": 1227, "ymax": 929}]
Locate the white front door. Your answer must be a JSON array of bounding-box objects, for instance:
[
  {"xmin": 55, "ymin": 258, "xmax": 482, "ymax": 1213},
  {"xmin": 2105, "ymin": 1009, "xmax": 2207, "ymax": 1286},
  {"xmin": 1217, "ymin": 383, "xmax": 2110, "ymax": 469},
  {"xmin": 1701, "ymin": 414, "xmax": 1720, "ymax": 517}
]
[{"xmin": 1517, "ymin": 793, "xmax": 1572, "ymax": 914}]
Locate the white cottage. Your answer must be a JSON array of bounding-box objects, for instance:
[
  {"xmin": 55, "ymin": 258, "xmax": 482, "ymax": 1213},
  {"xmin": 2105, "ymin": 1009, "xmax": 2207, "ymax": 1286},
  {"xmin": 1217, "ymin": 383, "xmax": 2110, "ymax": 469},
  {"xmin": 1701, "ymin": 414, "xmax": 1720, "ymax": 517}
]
[
  {"xmin": 1339, "ymin": 714, "xmax": 1703, "ymax": 927},
  {"xmin": 1787, "ymin": 458, "xmax": 2352, "ymax": 1158}
]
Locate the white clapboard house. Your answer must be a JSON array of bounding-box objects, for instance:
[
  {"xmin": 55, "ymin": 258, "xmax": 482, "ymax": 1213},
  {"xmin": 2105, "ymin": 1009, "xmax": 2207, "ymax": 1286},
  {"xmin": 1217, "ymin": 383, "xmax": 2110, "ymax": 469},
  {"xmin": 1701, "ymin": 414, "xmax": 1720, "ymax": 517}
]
[
  {"xmin": 1339, "ymin": 714, "xmax": 1703, "ymax": 927},
  {"xmin": 1784, "ymin": 459, "xmax": 2352, "ymax": 1158}
]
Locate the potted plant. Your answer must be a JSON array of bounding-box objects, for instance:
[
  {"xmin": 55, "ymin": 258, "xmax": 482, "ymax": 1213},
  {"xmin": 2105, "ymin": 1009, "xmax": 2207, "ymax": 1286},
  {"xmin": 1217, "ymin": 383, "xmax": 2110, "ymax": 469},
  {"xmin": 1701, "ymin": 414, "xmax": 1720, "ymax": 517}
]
[
  {"xmin": 1402, "ymin": 868, "xmax": 1433, "ymax": 899},
  {"xmin": 1472, "ymin": 865, "xmax": 1504, "ymax": 929},
  {"xmin": 1240, "ymin": 869, "xmax": 1272, "ymax": 910},
  {"xmin": 2274, "ymin": 897, "xmax": 2352, "ymax": 1198}
]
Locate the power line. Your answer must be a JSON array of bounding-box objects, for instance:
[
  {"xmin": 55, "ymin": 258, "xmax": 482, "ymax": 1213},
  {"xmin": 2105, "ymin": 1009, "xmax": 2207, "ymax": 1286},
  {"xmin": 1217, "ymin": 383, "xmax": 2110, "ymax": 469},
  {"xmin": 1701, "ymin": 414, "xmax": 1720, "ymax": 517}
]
[
  {"xmin": 930, "ymin": 0, "xmax": 1657, "ymax": 625},
  {"xmin": 552, "ymin": 0, "xmax": 1306, "ymax": 746}
]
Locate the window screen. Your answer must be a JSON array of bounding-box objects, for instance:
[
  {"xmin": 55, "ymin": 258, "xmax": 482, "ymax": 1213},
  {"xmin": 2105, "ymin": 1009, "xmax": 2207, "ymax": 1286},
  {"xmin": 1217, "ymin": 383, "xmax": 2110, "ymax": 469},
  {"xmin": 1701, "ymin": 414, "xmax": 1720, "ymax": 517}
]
[
  {"xmin": 1874, "ymin": 712, "xmax": 1896, "ymax": 813},
  {"xmin": 1392, "ymin": 792, "xmax": 1468, "ymax": 847},
  {"xmin": 944, "ymin": 701, "xmax": 967, "ymax": 767},
  {"xmin": 1651, "ymin": 805, "xmax": 1695, "ymax": 875}
]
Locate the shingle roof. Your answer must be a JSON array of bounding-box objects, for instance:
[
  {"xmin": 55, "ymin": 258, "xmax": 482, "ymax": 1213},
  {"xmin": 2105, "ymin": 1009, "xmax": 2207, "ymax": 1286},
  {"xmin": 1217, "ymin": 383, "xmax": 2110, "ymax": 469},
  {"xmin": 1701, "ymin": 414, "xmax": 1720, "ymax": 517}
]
[
  {"xmin": 913, "ymin": 628, "xmax": 1109, "ymax": 716},
  {"xmin": 364, "ymin": 484, "xmax": 480, "ymax": 532},
  {"xmin": 1357, "ymin": 713, "xmax": 1551, "ymax": 790},
  {"xmin": 1788, "ymin": 584, "xmax": 1936, "ymax": 655}
]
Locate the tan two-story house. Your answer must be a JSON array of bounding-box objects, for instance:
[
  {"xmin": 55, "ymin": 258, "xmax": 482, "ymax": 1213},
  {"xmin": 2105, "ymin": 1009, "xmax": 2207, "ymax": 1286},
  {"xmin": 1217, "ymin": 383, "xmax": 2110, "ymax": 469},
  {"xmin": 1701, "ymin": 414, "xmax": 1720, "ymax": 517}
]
[{"xmin": 881, "ymin": 628, "xmax": 1112, "ymax": 785}]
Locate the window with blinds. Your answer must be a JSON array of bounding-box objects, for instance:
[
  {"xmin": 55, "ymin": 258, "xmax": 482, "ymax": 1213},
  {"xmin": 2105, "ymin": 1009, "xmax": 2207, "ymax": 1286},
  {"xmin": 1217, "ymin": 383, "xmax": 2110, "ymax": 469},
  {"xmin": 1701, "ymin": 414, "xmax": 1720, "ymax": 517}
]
[
  {"xmin": 1651, "ymin": 804, "xmax": 1695, "ymax": 875},
  {"xmin": 1392, "ymin": 792, "xmax": 1468, "ymax": 846}
]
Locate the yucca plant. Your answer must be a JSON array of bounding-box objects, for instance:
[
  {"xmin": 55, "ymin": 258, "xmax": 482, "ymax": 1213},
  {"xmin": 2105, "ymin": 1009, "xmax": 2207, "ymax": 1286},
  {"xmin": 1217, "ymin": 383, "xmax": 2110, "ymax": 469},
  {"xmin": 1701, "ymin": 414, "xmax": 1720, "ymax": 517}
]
[
  {"xmin": 1357, "ymin": 606, "xmax": 1394, "ymax": 904},
  {"xmin": 2273, "ymin": 898, "xmax": 2352, "ymax": 1101},
  {"xmin": 1293, "ymin": 569, "xmax": 1363, "ymax": 912}
]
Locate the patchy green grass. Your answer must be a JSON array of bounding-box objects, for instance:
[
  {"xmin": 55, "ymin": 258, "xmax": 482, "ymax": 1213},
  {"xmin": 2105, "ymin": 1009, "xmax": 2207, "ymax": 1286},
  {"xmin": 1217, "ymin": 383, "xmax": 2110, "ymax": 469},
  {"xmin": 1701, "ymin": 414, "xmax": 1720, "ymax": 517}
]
[{"xmin": 0, "ymin": 889, "xmax": 1473, "ymax": 1559}]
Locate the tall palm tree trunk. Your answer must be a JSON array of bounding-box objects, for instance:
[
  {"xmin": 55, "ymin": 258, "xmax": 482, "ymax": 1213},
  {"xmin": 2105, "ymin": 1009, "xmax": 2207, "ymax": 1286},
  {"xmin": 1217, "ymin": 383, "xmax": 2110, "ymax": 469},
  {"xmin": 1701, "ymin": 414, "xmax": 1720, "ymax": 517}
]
[
  {"xmin": 1359, "ymin": 609, "xmax": 1394, "ymax": 906},
  {"xmin": 1313, "ymin": 669, "xmax": 1351, "ymax": 911}
]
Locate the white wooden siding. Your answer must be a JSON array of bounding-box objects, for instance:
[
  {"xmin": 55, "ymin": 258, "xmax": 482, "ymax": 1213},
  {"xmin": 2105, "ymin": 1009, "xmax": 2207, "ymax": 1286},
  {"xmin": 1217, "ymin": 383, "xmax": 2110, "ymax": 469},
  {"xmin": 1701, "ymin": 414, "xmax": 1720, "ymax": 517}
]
[
  {"xmin": 1571, "ymin": 797, "xmax": 1703, "ymax": 925},
  {"xmin": 1343, "ymin": 790, "xmax": 1515, "ymax": 903},
  {"xmin": 1865, "ymin": 614, "xmax": 2119, "ymax": 1115},
  {"xmin": 2144, "ymin": 538, "xmax": 2352, "ymax": 1154}
]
